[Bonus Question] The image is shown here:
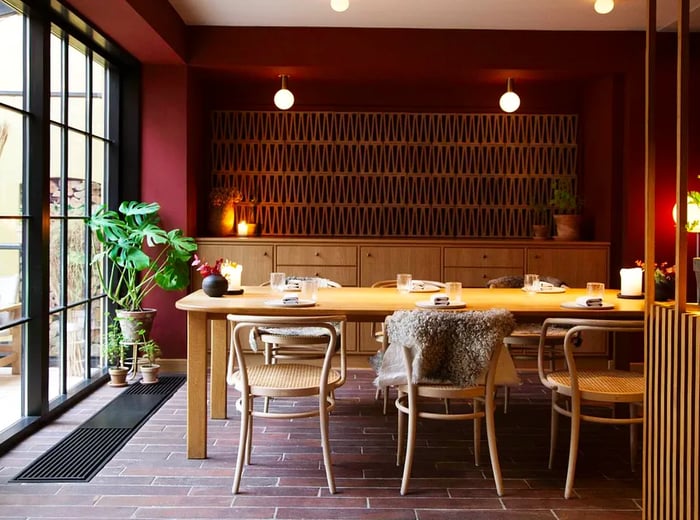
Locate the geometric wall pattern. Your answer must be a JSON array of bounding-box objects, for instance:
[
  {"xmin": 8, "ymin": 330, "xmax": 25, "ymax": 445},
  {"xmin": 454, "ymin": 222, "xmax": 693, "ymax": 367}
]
[{"xmin": 211, "ymin": 111, "xmax": 578, "ymax": 237}]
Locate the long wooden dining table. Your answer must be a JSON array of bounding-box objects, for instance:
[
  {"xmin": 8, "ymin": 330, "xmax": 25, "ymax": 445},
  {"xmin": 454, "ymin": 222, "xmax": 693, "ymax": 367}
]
[{"xmin": 175, "ymin": 286, "xmax": 645, "ymax": 459}]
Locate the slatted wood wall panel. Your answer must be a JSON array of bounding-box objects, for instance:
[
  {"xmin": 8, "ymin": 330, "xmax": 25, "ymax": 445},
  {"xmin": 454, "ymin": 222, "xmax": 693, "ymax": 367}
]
[
  {"xmin": 211, "ymin": 111, "xmax": 578, "ymax": 237},
  {"xmin": 646, "ymin": 305, "xmax": 700, "ymax": 519}
]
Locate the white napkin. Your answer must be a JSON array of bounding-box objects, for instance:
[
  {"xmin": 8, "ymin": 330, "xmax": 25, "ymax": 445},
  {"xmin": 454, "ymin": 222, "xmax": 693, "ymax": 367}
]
[
  {"xmin": 575, "ymin": 296, "xmax": 603, "ymax": 307},
  {"xmin": 412, "ymin": 280, "xmax": 425, "ymax": 290},
  {"xmin": 538, "ymin": 281, "xmax": 555, "ymax": 291},
  {"xmin": 285, "ymin": 281, "xmax": 301, "ymax": 291},
  {"xmin": 431, "ymin": 294, "xmax": 450, "ymax": 306},
  {"xmin": 281, "ymin": 294, "xmax": 299, "ymax": 305}
]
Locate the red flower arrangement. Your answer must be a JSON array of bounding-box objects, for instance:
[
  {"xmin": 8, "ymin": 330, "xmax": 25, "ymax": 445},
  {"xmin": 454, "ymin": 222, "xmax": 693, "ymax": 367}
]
[
  {"xmin": 635, "ymin": 260, "xmax": 676, "ymax": 283},
  {"xmin": 192, "ymin": 254, "xmax": 223, "ymax": 277}
]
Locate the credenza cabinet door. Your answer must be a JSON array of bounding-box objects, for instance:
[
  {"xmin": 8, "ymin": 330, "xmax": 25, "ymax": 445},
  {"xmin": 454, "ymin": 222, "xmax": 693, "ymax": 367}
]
[
  {"xmin": 444, "ymin": 247, "xmax": 525, "ymax": 287},
  {"xmin": 359, "ymin": 246, "xmax": 442, "ymax": 286},
  {"xmin": 192, "ymin": 243, "xmax": 273, "ymax": 288},
  {"xmin": 527, "ymin": 247, "xmax": 609, "ymax": 288},
  {"xmin": 276, "ymin": 245, "xmax": 357, "ymax": 286}
]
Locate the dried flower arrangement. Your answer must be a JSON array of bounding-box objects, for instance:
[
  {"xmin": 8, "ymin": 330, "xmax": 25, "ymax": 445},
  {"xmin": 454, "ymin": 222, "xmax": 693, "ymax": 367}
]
[{"xmin": 209, "ymin": 186, "xmax": 243, "ymax": 207}]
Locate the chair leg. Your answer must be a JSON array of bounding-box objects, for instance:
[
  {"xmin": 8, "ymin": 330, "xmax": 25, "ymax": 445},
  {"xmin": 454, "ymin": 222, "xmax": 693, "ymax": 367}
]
[
  {"xmin": 564, "ymin": 397, "xmax": 581, "ymax": 499},
  {"xmin": 383, "ymin": 386, "xmax": 389, "ymax": 415},
  {"xmin": 503, "ymin": 385, "xmax": 509, "ymax": 414},
  {"xmin": 400, "ymin": 388, "xmax": 418, "ymax": 495},
  {"xmin": 548, "ymin": 391, "xmax": 559, "ymax": 470},
  {"xmin": 473, "ymin": 398, "xmax": 482, "ymax": 467},
  {"xmin": 396, "ymin": 390, "xmax": 406, "ymax": 466},
  {"xmin": 232, "ymin": 396, "xmax": 251, "ymax": 494},
  {"xmin": 484, "ymin": 385, "xmax": 504, "ymax": 496},
  {"xmin": 629, "ymin": 403, "xmax": 639, "ymax": 473},
  {"xmin": 319, "ymin": 391, "xmax": 336, "ymax": 494}
]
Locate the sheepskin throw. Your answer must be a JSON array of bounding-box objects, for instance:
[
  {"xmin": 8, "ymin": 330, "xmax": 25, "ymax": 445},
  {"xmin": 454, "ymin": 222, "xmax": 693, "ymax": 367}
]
[{"xmin": 375, "ymin": 308, "xmax": 515, "ymax": 388}]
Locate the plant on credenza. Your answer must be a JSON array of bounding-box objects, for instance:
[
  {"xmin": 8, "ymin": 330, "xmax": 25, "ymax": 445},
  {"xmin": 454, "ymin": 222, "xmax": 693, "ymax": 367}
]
[{"xmin": 549, "ymin": 178, "xmax": 583, "ymax": 241}]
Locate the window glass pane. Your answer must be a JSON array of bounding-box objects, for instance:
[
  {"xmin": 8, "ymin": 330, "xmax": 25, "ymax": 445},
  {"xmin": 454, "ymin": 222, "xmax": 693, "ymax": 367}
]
[
  {"xmin": 48, "ymin": 312, "xmax": 63, "ymax": 401},
  {"xmin": 0, "ymin": 107, "xmax": 24, "ymax": 216},
  {"xmin": 67, "ymin": 130, "xmax": 86, "ymax": 208},
  {"xmin": 91, "ymin": 56, "xmax": 106, "ymax": 138},
  {"xmin": 49, "ymin": 218, "xmax": 62, "ymax": 310},
  {"xmin": 0, "ymin": 8, "xmax": 24, "ymax": 111},
  {"xmin": 91, "ymin": 137, "xmax": 106, "ymax": 210},
  {"xmin": 67, "ymin": 304, "xmax": 87, "ymax": 388},
  {"xmin": 49, "ymin": 123, "xmax": 64, "ymax": 216},
  {"xmin": 67, "ymin": 37, "xmax": 87, "ymax": 131},
  {"xmin": 66, "ymin": 218, "xmax": 86, "ymax": 304},
  {"xmin": 90, "ymin": 299, "xmax": 106, "ymax": 373},
  {"xmin": 50, "ymin": 33, "xmax": 64, "ymax": 124}
]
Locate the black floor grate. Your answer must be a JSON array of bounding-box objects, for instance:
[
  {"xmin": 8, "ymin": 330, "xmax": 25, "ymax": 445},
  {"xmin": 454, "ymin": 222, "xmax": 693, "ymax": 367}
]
[{"xmin": 12, "ymin": 375, "xmax": 185, "ymax": 483}]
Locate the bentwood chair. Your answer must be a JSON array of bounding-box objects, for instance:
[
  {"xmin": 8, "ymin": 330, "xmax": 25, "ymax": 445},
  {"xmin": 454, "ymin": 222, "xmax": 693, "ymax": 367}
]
[
  {"xmin": 376, "ymin": 308, "xmax": 516, "ymax": 495},
  {"xmin": 487, "ymin": 275, "xmax": 570, "ymax": 413},
  {"xmin": 227, "ymin": 314, "xmax": 347, "ymax": 494},
  {"xmin": 0, "ymin": 275, "xmax": 21, "ymax": 374},
  {"xmin": 537, "ymin": 318, "xmax": 644, "ymax": 499},
  {"xmin": 369, "ymin": 279, "xmax": 445, "ymax": 413}
]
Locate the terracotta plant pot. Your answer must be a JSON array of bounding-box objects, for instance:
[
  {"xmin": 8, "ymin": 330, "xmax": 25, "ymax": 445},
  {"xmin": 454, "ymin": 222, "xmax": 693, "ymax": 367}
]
[
  {"xmin": 116, "ymin": 308, "xmax": 157, "ymax": 343},
  {"xmin": 108, "ymin": 366, "xmax": 129, "ymax": 387},
  {"xmin": 140, "ymin": 364, "xmax": 160, "ymax": 384},
  {"xmin": 553, "ymin": 214, "xmax": 582, "ymax": 241},
  {"xmin": 532, "ymin": 224, "xmax": 549, "ymax": 240}
]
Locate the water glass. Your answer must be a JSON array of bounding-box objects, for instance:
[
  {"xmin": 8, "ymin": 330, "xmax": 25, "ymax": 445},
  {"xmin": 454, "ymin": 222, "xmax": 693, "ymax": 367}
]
[
  {"xmin": 445, "ymin": 281, "xmax": 462, "ymax": 303},
  {"xmin": 586, "ymin": 282, "xmax": 605, "ymax": 299},
  {"xmin": 397, "ymin": 273, "xmax": 412, "ymax": 294},
  {"xmin": 270, "ymin": 272, "xmax": 286, "ymax": 292},
  {"xmin": 524, "ymin": 273, "xmax": 540, "ymax": 292},
  {"xmin": 300, "ymin": 279, "xmax": 319, "ymax": 302}
]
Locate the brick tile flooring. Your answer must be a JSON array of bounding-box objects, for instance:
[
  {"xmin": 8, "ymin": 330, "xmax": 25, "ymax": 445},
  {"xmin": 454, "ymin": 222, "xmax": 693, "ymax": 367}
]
[{"xmin": 0, "ymin": 370, "xmax": 642, "ymax": 519}]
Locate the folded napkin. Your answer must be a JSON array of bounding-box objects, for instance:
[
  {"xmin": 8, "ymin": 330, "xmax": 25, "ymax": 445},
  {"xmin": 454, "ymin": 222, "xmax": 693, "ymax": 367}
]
[
  {"xmin": 538, "ymin": 281, "xmax": 554, "ymax": 291},
  {"xmin": 281, "ymin": 294, "xmax": 299, "ymax": 305},
  {"xmin": 431, "ymin": 294, "xmax": 450, "ymax": 306},
  {"xmin": 575, "ymin": 296, "xmax": 603, "ymax": 307},
  {"xmin": 412, "ymin": 280, "xmax": 425, "ymax": 290},
  {"xmin": 285, "ymin": 281, "xmax": 301, "ymax": 290}
]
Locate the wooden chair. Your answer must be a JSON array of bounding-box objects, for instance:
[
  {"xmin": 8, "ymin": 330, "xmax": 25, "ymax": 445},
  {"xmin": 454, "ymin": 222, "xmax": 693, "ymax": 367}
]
[
  {"xmin": 369, "ymin": 279, "xmax": 446, "ymax": 414},
  {"xmin": 227, "ymin": 314, "xmax": 347, "ymax": 494},
  {"xmin": 486, "ymin": 275, "xmax": 569, "ymax": 413},
  {"xmin": 0, "ymin": 274, "xmax": 21, "ymax": 375},
  {"xmin": 537, "ymin": 317, "xmax": 644, "ymax": 499},
  {"xmin": 376, "ymin": 308, "xmax": 515, "ymax": 495}
]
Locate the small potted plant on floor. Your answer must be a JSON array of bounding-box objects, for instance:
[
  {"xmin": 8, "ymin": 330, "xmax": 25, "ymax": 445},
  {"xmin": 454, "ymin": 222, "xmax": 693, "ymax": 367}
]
[
  {"xmin": 105, "ymin": 316, "xmax": 128, "ymax": 387},
  {"xmin": 139, "ymin": 336, "xmax": 161, "ymax": 384},
  {"xmin": 549, "ymin": 179, "xmax": 583, "ymax": 240}
]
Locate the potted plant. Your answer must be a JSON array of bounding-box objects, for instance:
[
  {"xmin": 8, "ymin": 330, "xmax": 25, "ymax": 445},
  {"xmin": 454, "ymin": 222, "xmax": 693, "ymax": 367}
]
[
  {"xmin": 530, "ymin": 198, "xmax": 550, "ymax": 240},
  {"xmin": 192, "ymin": 254, "xmax": 228, "ymax": 297},
  {"xmin": 86, "ymin": 201, "xmax": 197, "ymax": 341},
  {"xmin": 549, "ymin": 179, "xmax": 583, "ymax": 240},
  {"xmin": 139, "ymin": 337, "xmax": 161, "ymax": 384},
  {"xmin": 208, "ymin": 185, "xmax": 243, "ymax": 236},
  {"xmin": 105, "ymin": 316, "xmax": 128, "ymax": 387}
]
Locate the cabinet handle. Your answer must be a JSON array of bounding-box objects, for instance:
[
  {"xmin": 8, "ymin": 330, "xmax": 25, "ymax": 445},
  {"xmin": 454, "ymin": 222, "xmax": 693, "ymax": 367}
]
[
  {"xmin": 534, "ymin": 255, "xmax": 540, "ymax": 259},
  {"xmin": 315, "ymin": 252, "xmax": 320, "ymax": 257},
  {"xmin": 315, "ymin": 272, "xmax": 320, "ymax": 277},
  {"xmin": 366, "ymin": 253, "xmax": 372, "ymax": 257},
  {"xmin": 482, "ymin": 254, "xmax": 488, "ymax": 259},
  {"xmin": 482, "ymin": 274, "xmax": 488, "ymax": 278},
  {"xmin": 263, "ymin": 252, "xmax": 269, "ymax": 257}
]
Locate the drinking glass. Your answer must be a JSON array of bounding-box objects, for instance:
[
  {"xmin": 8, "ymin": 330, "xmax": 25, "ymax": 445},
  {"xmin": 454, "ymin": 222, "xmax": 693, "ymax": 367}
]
[
  {"xmin": 524, "ymin": 273, "xmax": 540, "ymax": 292},
  {"xmin": 445, "ymin": 281, "xmax": 462, "ymax": 303},
  {"xmin": 397, "ymin": 273, "xmax": 412, "ymax": 294},
  {"xmin": 300, "ymin": 279, "xmax": 319, "ymax": 302},
  {"xmin": 270, "ymin": 272, "xmax": 286, "ymax": 292},
  {"xmin": 586, "ymin": 282, "xmax": 605, "ymax": 299}
]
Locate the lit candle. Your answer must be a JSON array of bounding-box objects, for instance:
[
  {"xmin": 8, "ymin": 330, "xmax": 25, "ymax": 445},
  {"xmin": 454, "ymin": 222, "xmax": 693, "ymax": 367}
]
[
  {"xmin": 620, "ymin": 267, "xmax": 643, "ymax": 296},
  {"xmin": 221, "ymin": 261, "xmax": 242, "ymax": 290},
  {"xmin": 237, "ymin": 220, "xmax": 249, "ymax": 236}
]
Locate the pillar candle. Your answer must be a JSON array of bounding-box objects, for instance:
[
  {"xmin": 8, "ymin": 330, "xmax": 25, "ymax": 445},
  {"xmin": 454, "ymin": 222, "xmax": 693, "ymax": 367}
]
[
  {"xmin": 237, "ymin": 220, "xmax": 249, "ymax": 236},
  {"xmin": 620, "ymin": 267, "xmax": 643, "ymax": 296},
  {"xmin": 221, "ymin": 263, "xmax": 243, "ymax": 290}
]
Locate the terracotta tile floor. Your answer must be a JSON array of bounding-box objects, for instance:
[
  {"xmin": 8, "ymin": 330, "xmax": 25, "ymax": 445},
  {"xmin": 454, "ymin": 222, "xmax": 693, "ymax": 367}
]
[{"xmin": 0, "ymin": 369, "xmax": 642, "ymax": 519}]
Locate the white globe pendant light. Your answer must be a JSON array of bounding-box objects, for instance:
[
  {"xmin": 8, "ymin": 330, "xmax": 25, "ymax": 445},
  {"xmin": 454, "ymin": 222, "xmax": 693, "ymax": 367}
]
[
  {"xmin": 499, "ymin": 78, "xmax": 521, "ymax": 113},
  {"xmin": 274, "ymin": 75, "xmax": 294, "ymax": 110},
  {"xmin": 330, "ymin": 0, "xmax": 349, "ymax": 13}
]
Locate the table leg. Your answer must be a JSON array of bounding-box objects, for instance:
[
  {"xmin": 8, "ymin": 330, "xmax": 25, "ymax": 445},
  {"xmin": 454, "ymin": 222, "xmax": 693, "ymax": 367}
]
[
  {"xmin": 187, "ymin": 311, "xmax": 208, "ymax": 459},
  {"xmin": 210, "ymin": 318, "xmax": 228, "ymax": 419}
]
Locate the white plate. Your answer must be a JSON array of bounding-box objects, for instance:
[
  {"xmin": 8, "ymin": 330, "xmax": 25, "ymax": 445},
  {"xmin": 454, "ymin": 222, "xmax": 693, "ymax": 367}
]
[
  {"xmin": 521, "ymin": 287, "xmax": 567, "ymax": 294},
  {"xmin": 410, "ymin": 285, "xmax": 441, "ymax": 293},
  {"xmin": 264, "ymin": 299, "xmax": 317, "ymax": 308},
  {"xmin": 560, "ymin": 301, "xmax": 615, "ymax": 310},
  {"xmin": 416, "ymin": 300, "xmax": 467, "ymax": 309}
]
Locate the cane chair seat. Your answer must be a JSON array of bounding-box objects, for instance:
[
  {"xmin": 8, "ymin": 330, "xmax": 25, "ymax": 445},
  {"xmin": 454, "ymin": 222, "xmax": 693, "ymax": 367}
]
[
  {"xmin": 546, "ymin": 369, "xmax": 644, "ymax": 401},
  {"xmin": 229, "ymin": 363, "xmax": 343, "ymax": 399}
]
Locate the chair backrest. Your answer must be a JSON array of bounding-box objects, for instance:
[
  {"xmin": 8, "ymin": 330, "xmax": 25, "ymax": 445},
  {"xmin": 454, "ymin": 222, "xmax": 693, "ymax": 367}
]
[
  {"xmin": 486, "ymin": 275, "xmax": 567, "ymax": 288},
  {"xmin": 537, "ymin": 317, "xmax": 644, "ymax": 389},
  {"xmin": 227, "ymin": 314, "xmax": 348, "ymax": 386},
  {"xmin": 260, "ymin": 276, "xmax": 341, "ymax": 288},
  {"xmin": 376, "ymin": 308, "xmax": 515, "ymax": 388},
  {"xmin": 371, "ymin": 279, "xmax": 446, "ymax": 288}
]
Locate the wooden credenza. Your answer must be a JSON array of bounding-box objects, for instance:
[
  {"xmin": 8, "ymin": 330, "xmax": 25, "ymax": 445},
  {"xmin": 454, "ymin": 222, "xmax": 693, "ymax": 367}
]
[{"xmin": 194, "ymin": 238, "xmax": 610, "ymax": 355}]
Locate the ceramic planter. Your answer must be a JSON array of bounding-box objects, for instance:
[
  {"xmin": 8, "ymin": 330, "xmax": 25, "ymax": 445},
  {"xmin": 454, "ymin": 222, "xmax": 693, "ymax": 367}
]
[
  {"xmin": 202, "ymin": 274, "xmax": 228, "ymax": 297},
  {"xmin": 108, "ymin": 366, "xmax": 129, "ymax": 387},
  {"xmin": 140, "ymin": 364, "xmax": 160, "ymax": 384}
]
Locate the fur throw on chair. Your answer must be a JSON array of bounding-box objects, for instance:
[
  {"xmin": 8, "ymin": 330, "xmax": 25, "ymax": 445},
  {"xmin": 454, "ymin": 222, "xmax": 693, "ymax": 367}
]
[{"xmin": 375, "ymin": 308, "xmax": 515, "ymax": 388}]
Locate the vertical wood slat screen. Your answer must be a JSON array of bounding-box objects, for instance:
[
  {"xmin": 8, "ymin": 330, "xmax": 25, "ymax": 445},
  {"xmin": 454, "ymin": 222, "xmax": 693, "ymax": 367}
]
[
  {"xmin": 211, "ymin": 111, "xmax": 578, "ymax": 237},
  {"xmin": 646, "ymin": 305, "xmax": 699, "ymax": 519}
]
